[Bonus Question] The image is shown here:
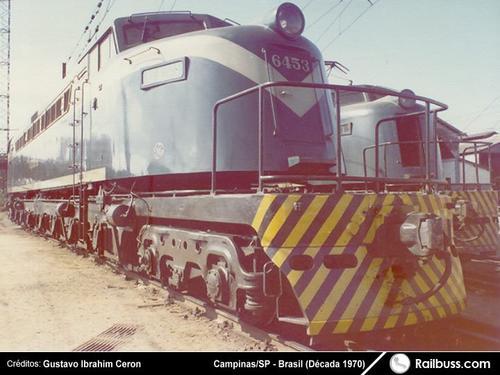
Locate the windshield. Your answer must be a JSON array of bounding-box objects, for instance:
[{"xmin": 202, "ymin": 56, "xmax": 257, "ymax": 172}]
[{"xmin": 123, "ymin": 19, "xmax": 205, "ymax": 47}]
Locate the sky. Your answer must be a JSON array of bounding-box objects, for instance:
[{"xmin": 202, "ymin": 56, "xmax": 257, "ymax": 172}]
[{"xmin": 3, "ymin": 0, "xmax": 500, "ymax": 152}]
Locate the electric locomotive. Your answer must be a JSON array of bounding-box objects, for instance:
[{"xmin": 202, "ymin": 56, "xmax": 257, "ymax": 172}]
[
  {"xmin": 7, "ymin": 3, "xmax": 466, "ymax": 343},
  {"xmin": 333, "ymin": 85, "xmax": 499, "ymax": 259}
]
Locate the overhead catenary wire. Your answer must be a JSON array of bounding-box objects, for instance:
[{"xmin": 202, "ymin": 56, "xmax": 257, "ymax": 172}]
[
  {"xmin": 314, "ymin": 0, "xmax": 353, "ymax": 42},
  {"xmin": 158, "ymin": 0, "xmax": 167, "ymax": 11},
  {"xmin": 169, "ymin": 0, "xmax": 178, "ymax": 12},
  {"xmin": 66, "ymin": 0, "xmax": 108, "ymax": 63},
  {"xmin": 301, "ymin": 0, "xmax": 315, "ymax": 11},
  {"xmin": 306, "ymin": 0, "xmax": 343, "ymax": 31},
  {"xmin": 159, "ymin": 0, "xmax": 177, "ymax": 11},
  {"xmin": 321, "ymin": 0, "xmax": 380, "ymax": 51},
  {"xmin": 76, "ymin": 0, "xmax": 117, "ymax": 61},
  {"xmin": 463, "ymin": 95, "xmax": 500, "ymax": 131}
]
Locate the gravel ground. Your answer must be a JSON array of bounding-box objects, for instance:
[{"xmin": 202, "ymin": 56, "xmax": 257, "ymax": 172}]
[{"xmin": 0, "ymin": 212, "xmax": 284, "ymax": 352}]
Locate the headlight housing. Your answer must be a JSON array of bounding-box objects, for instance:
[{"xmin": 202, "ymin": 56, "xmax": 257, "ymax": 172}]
[
  {"xmin": 398, "ymin": 89, "xmax": 417, "ymax": 109},
  {"xmin": 400, "ymin": 212, "xmax": 444, "ymax": 257},
  {"xmin": 268, "ymin": 2, "xmax": 305, "ymax": 39}
]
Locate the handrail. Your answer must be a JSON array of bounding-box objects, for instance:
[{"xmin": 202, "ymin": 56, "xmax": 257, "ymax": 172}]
[
  {"xmin": 259, "ymin": 174, "xmax": 444, "ymax": 186},
  {"xmin": 461, "ymin": 144, "xmax": 493, "ymax": 190},
  {"xmin": 363, "ymin": 140, "xmax": 493, "ymax": 189},
  {"xmin": 211, "ymin": 81, "xmax": 450, "ymax": 195},
  {"xmin": 123, "ymin": 47, "xmax": 161, "ymax": 64}
]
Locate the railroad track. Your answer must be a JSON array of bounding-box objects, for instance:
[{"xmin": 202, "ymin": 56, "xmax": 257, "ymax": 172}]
[{"xmin": 111, "ymin": 263, "xmax": 313, "ymax": 352}]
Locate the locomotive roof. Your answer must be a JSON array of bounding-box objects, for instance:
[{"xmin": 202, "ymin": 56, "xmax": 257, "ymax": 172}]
[{"xmin": 75, "ymin": 11, "xmax": 232, "ymax": 65}]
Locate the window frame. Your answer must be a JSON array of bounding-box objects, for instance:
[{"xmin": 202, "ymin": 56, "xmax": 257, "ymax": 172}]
[{"xmin": 140, "ymin": 57, "xmax": 187, "ymax": 90}]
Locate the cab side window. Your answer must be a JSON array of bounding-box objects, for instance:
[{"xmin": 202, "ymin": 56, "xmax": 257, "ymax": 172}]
[
  {"xmin": 89, "ymin": 31, "xmax": 116, "ymax": 78},
  {"xmin": 99, "ymin": 32, "xmax": 115, "ymax": 70}
]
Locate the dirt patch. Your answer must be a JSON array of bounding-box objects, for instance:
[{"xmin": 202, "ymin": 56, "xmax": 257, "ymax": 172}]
[{"xmin": 0, "ymin": 213, "xmax": 286, "ymax": 351}]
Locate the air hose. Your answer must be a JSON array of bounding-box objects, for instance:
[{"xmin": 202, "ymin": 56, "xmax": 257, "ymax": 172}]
[{"xmin": 401, "ymin": 251, "xmax": 452, "ymax": 306}]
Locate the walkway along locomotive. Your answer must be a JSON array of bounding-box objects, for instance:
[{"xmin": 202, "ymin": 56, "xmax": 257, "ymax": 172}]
[{"xmin": 7, "ymin": 3, "xmax": 466, "ymax": 343}]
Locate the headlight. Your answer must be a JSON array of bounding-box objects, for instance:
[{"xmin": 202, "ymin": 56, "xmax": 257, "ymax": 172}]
[
  {"xmin": 400, "ymin": 212, "xmax": 443, "ymax": 257},
  {"xmin": 268, "ymin": 2, "xmax": 305, "ymax": 39},
  {"xmin": 398, "ymin": 89, "xmax": 417, "ymax": 109}
]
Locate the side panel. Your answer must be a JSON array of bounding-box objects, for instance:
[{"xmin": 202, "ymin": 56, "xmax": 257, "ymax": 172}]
[{"xmin": 451, "ymin": 190, "xmax": 500, "ymax": 257}]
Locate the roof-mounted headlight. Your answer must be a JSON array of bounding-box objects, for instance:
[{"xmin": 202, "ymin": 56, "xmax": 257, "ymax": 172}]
[
  {"xmin": 398, "ymin": 89, "xmax": 417, "ymax": 109},
  {"xmin": 268, "ymin": 2, "xmax": 305, "ymax": 39}
]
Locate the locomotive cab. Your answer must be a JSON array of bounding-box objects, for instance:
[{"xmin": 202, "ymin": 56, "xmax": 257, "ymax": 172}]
[{"xmin": 338, "ymin": 86, "xmax": 443, "ymax": 183}]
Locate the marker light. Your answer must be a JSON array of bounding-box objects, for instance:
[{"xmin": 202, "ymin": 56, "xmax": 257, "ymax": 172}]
[
  {"xmin": 269, "ymin": 2, "xmax": 305, "ymax": 39},
  {"xmin": 398, "ymin": 89, "xmax": 417, "ymax": 109}
]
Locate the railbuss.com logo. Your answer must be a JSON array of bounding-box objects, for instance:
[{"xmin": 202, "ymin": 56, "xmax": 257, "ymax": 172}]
[{"xmin": 389, "ymin": 353, "xmax": 411, "ymax": 374}]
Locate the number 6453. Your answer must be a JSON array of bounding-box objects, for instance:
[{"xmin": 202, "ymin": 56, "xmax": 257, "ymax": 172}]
[{"xmin": 271, "ymin": 54, "xmax": 310, "ymax": 73}]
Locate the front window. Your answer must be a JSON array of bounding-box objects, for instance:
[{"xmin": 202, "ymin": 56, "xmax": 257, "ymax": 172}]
[
  {"xmin": 396, "ymin": 115, "xmax": 423, "ymax": 167},
  {"xmin": 114, "ymin": 14, "xmax": 231, "ymax": 51},
  {"xmin": 439, "ymin": 140, "xmax": 455, "ymax": 160},
  {"xmin": 339, "ymin": 91, "xmax": 366, "ymax": 106},
  {"xmin": 122, "ymin": 20, "xmax": 205, "ymax": 48}
]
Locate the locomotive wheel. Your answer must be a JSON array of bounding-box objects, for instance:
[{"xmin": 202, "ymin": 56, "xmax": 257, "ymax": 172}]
[
  {"xmin": 67, "ymin": 219, "xmax": 79, "ymax": 244},
  {"xmin": 138, "ymin": 246, "xmax": 158, "ymax": 277},
  {"xmin": 205, "ymin": 262, "xmax": 231, "ymax": 306},
  {"xmin": 240, "ymin": 293, "xmax": 277, "ymax": 327}
]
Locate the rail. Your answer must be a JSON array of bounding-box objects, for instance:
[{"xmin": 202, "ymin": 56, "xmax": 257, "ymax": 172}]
[{"xmin": 211, "ymin": 81, "xmax": 449, "ymax": 194}]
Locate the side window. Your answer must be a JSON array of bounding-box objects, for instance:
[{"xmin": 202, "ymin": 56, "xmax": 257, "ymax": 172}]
[
  {"xmin": 141, "ymin": 58, "xmax": 187, "ymax": 90},
  {"xmin": 33, "ymin": 120, "xmax": 40, "ymax": 136},
  {"xmin": 46, "ymin": 109, "xmax": 51, "ymax": 126},
  {"xmin": 16, "ymin": 84, "xmax": 72, "ymax": 151},
  {"xmin": 63, "ymin": 88, "xmax": 72, "ymax": 112},
  {"xmin": 89, "ymin": 46, "xmax": 99, "ymax": 79},
  {"xmin": 56, "ymin": 98, "xmax": 62, "ymax": 118},
  {"xmin": 99, "ymin": 32, "xmax": 114, "ymax": 70},
  {"xmin": 51, "ymin": 105, "xmax": 56, "ymax": 123}
]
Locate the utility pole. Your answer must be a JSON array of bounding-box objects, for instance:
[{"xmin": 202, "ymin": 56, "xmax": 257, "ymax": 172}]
[{"xmin": 0, "ymin": 0, "xmax": 11, "ymax": 154}]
